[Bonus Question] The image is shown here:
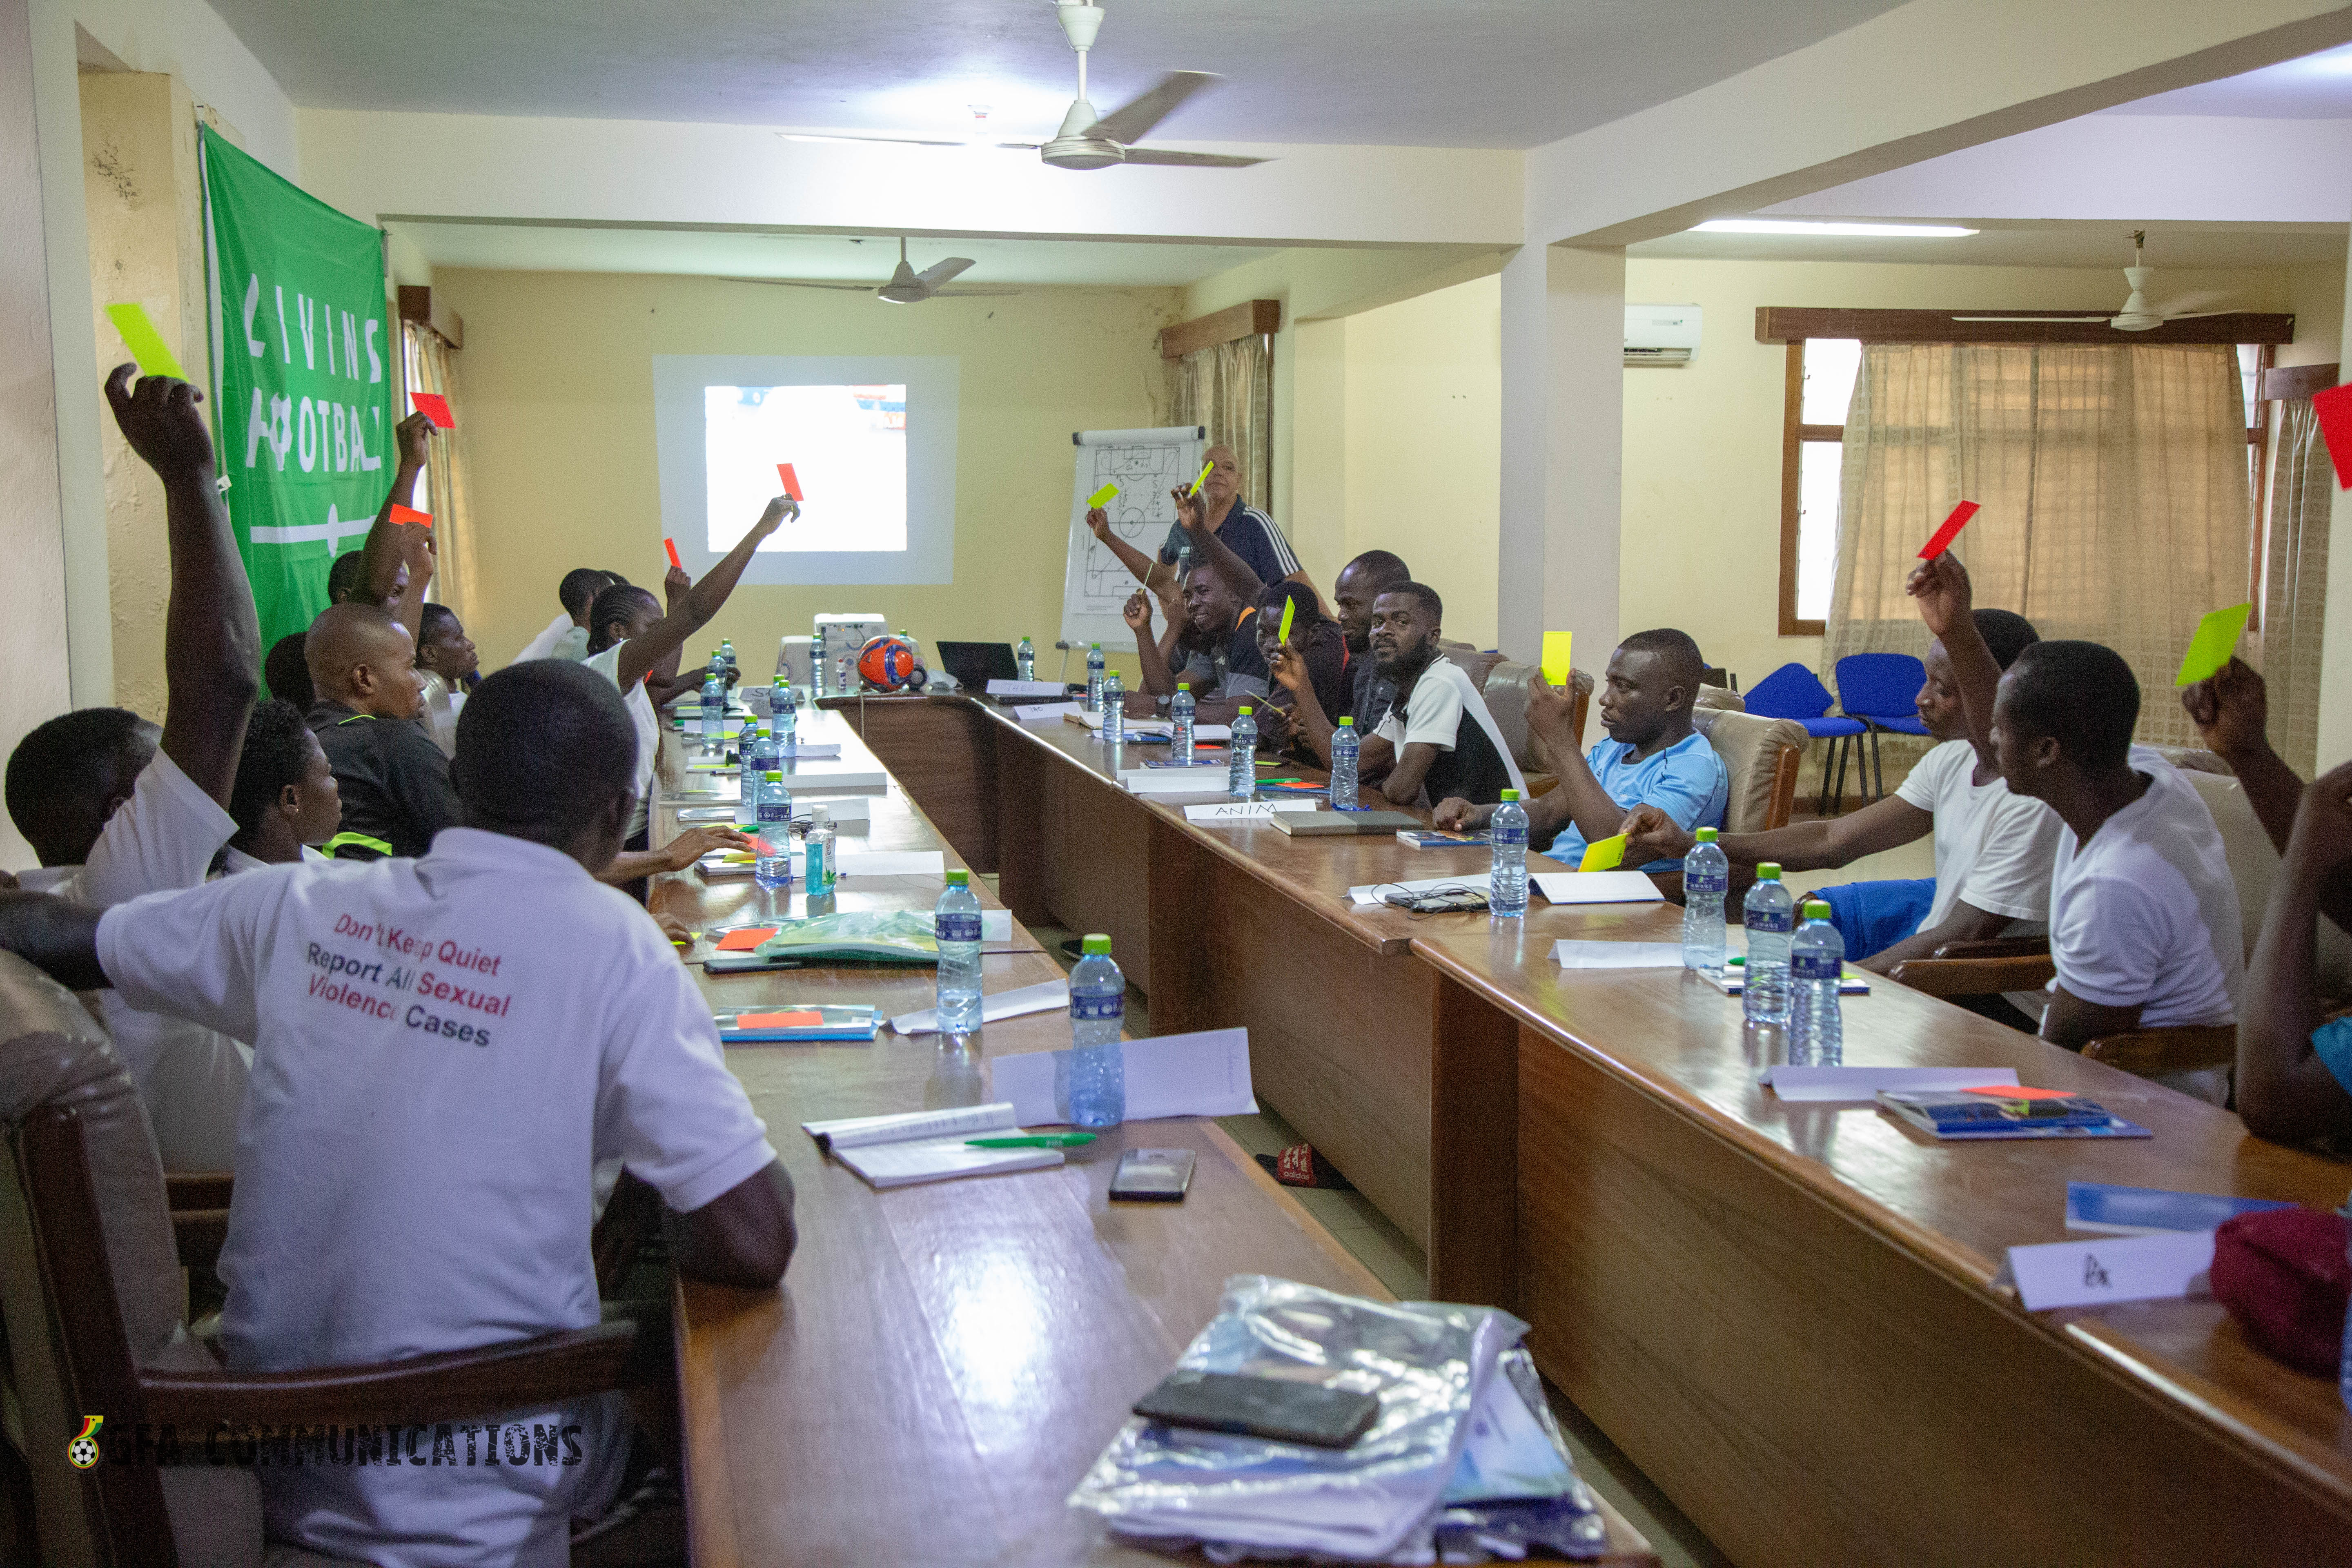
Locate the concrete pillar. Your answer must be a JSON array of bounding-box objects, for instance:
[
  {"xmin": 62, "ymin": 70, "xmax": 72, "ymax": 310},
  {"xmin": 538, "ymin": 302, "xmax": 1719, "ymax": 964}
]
[{"xmin": 1498, "ymin": 243, "xmax": 1624, "ymax": 668}]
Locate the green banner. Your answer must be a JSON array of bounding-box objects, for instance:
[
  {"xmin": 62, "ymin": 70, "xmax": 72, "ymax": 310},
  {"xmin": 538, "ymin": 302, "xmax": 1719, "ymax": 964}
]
[{"xmin": 201, "ymin": 126, "xmax": 392, "ymax": 653}]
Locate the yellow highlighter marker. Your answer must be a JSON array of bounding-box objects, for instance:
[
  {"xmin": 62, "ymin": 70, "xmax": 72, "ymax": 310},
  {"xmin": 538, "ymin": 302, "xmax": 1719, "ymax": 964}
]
[
  {"xmin": 1088, "ymin": 482, "xmax": 1120, "ymax": 508},
  {"xmin": 1579, "ymin": 834, "xmax": 1627, "ymax": 873},
  {"xmin": 1188, "ymin": 461, "xmax": 1214, "ymax": 497},
  {"xmin": 1541, "ymin": 631, "xmax": 1573, "ymax": 688},
  {"xmin": 104, "ymin": 302, "xmax": 187, "ymax": 380}
]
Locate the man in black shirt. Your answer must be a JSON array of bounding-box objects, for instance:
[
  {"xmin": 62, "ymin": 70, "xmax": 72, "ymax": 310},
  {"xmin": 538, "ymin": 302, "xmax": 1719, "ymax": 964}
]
[
  {"xmin": 1333, "ymin": 549, "xmax": 1410, "ymax": 729},
  {"xmin": 305, "ymin": 604, "xmax": 461, "ymax": 858},
  {"xmin": 1120, "ymin": 562, "xmax": 1270, "ymax": 726}
]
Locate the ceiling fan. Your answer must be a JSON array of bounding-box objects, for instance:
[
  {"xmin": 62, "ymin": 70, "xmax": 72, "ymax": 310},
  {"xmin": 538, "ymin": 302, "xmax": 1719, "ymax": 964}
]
[
  {"xmin": 738, "ymin": 238, "xmax": 1021, "ymax": 303},
  {"xmin": 1953, "ymin": 231, "xmax": 2234, "ymax": 332},
  {"xmin": 786, "ymin": 2, "xmax": 1266, "ymax": 173}
]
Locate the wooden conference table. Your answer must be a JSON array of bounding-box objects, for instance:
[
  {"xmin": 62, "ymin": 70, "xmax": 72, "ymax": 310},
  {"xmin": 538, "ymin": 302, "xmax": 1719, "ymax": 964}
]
[
  {"xmin": 824, "ymin": 691, "xmax": 2352, "ymax": 1568},
  {"xmin": 644, "ymin": 705, "xmax": 1656, "ymax": 1567}
]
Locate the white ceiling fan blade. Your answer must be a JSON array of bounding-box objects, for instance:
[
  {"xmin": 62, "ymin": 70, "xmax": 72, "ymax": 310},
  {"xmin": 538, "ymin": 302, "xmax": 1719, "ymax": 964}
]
[
  {"xmin": 1087, "ymin": 71, "xmax": 1216, "ymax": 145},
  {"xmin": 1950, "ymin": 315, "xmax": 2109, "ymax": 323},
  {"xmin": 1120, "ymin": 147, "xmax": 1268, "ymax": 168},
  {"xmin": 2158, "ymin": 310, "xmax": 2239, "ymax": 321},
  {"xmin": 717, "ymin": 277, "xmax": 880, "ymax": 292},
  {"xmin": 781, "ymin": 131, "xmax": 977, "ymax": 149},
  {"xmin": 2152, "ymin": 292, "xmax": 2232, "ymax": 316},
  {"xmin": 913, "ymin": 256, "xmax": 977, "ymax": 290},
  {"xmin": 929, "ymin": 286, "xmax": 1023, "ymax": 297}
]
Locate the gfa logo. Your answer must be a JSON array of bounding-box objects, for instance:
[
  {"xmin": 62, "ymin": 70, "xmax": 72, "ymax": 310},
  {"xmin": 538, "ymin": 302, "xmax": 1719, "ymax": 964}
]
[{"xmin": 67, "ymin": 1415, "xmax": 102, "ymax": 1470}]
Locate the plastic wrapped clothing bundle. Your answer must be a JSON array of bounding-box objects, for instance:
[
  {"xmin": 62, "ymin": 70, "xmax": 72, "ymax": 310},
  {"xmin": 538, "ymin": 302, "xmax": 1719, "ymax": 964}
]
[
  {"xmin": 751, "ymin": 910, "xmax": 940, "ymax": 963},
  {"xmin": 1068, "ymin": 1276, "xmax": 1527, "ymax": 1561}
]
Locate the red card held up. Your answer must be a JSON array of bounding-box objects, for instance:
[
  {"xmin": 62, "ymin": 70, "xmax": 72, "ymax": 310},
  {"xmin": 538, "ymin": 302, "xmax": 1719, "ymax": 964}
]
[
  {"xmin": 664, "ymin": 537, "xmax": 682, "ymax": 570},
  {"xmin": 1961, "ymin": 1084, "xmax": 2077, "ymax": 1101},
  {"xmin": 410, "ymin": 392, "xmax": 454, "ymax": 429},
  {"xmin": 715, "ymin": 927, "xmax": 778, "ymax": 952},
  {"xmin": 776, "ymin": 463, "xmax": 803, "ymax": 501},
  {"xmin": 389, "ymin": 504, "xmax": 431, "ymax": 526},
  {"xmin": 738, "ymin": 1010, "xmax": 824, "ymax": 1029},
  {"xmin": 1917, "ymin": 501, "xmax": 1980, "ymax": 559},
  {"xmin": 2314, "ymin": 383, "xmax": 2352, "ymax": 489}
]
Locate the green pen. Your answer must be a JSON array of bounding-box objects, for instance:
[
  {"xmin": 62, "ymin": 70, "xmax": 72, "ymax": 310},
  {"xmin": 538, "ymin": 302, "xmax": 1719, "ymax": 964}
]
[{"xmin": 964, "ymin": 1133, "xmax": 1098, "ymax": 1149}]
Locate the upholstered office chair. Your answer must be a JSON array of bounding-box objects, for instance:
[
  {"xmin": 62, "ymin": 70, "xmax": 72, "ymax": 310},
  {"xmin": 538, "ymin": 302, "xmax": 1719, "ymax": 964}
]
[
  {"xmin": 1478, "ymin": 661, "xmax": 1589, "ymax": 780},
  {"xmin": 1744, "ymin": 663, "xmax": 1869, "ymax": 816},
  {"xmin": 1690, "ymin": 708, "xmax": 1808, "ymax": 835},
  {"xmin": 0, "ymin": 952, "xmax": 660, "ymax": 1567},
  {"xmin": 1887, "ymin": 767, "xmax": 2352, "ymax": 1080}
]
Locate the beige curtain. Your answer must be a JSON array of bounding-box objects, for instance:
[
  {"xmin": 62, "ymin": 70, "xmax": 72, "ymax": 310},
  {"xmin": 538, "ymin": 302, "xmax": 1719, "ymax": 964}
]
[
  {"xmin": 1171, "ymin": 334, "xmax": 1273, "ymax": 510},
  {"xmin": 1827, "ymin": 343, "xmax": 2252, "ymax": 750},
  {"xmin": 400, "ymin": 322, "xmax": 479, "ymax": 623},
  {"xmin": 2257, "ymin": 399, "xmax": 2331, "ymax": 773}
]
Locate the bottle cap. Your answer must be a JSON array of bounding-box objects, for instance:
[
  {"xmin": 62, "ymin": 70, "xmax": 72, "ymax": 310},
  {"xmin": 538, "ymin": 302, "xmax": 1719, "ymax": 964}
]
[
  {"xmin": 1081, "ymin": 933, "xmax": 1112, "ymax": 956},
  {"xmin": 1178, "ymin": 682, "xmax": 1191, "ymax": 691},
  {"xmin": 764, "ymin": 770, "xmax": 783, "ymax": 782},
  {"xmin": 1090, "ymin": 642, "xmax": 1101, "ymax": 649},
  {"xmin": 1500, "ymin": 788, "xmax": 1520, "ymax": 802},
  {"xmin": 945, "ymin": 869, "xmax": 969, "ymax": 887},
  {"xmin": 1238, "ymin": 705, "xmax": 1254, "ymax": 715},
  {"xmin": 1695, "ymin": 827, "xmax": 1717, "ymax": 842},
  {"xmin": 1803, "ymin": 900, "xmax": 1831, "ymax": 920},
  {"xmin": 811, "ymin": 806, "xmax": 829, "ymax": 821},
  {"xmin": 1339, "ymin": 716, "xmax": 1355, "ymax": 727},
  {"xmin": 1757, "ymin": 862, "xmax": 1782, "ymax": 879}
]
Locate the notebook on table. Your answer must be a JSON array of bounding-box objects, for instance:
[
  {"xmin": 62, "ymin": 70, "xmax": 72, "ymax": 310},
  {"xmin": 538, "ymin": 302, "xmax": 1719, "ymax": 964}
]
[{"xmin": 1269, "ymin": 809, "xmax": 1423, "ymax": 836}]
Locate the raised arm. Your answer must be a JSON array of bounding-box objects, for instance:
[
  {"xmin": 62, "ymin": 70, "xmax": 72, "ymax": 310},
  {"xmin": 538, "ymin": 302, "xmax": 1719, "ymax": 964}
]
[
  {"xmin": 1906, "ymin": 553, "xmax": 1999, "ymax": 772},
  {"xmin": 1124, "ymin": 590, "xmax": 1182, "ymax": 697},
  {"xmin": 355, "ymin": 412, "xmax": 434, "ymax": 606},
  {"xmin": 2181, "ymin": 659, "xmax": 2304, "ymax": 852},
  {"xmin": 1622, "ymin": 791, "xmax": 1932, "ymax": 874},
  {"xmin": 1170, "ymin": 486, "xmax": 1265, "ymax": 606},
  {"xmin": 104, "ymin": 366, "xmax": 261, "ymax": 808},
  {"xmin": 615, "ymin": 497, "xmax": 796, "ymax": 689},
  {"xmin": 386, "ymin": 523, "xmax": 435, "ymax": 645},
  {"xmin": 664, "ymin": 1159, "xmax": 797, "ymax": 1289},
  {"xmin": 2237, "ymin": 760, "xmax": 2352, "ymax": 1143},
  {"xmin": 1087, "ymin": 507, "xmax": 1176, "ymax": 612}
]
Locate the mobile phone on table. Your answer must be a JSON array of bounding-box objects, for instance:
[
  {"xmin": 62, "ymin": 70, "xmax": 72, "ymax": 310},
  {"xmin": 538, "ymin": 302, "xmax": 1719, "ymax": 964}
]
[
  {"xmin": 1132, "ymin": 1369, "xmax": 1379, "ymax": 1449},
  {"xmin": 1108, "ymin": 1147, "xmax": 1195, "ymax": 1202}
]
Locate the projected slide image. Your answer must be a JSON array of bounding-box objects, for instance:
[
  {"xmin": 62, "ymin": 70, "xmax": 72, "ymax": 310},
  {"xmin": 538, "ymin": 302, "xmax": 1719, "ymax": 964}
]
[{"xmin": 704, "ymin": 384, "xmax": 906, "ymax": 553}]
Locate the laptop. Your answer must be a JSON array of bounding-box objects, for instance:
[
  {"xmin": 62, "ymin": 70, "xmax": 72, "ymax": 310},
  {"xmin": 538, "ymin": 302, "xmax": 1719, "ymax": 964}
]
[{"xmin": 937, "ymin": 640, "xmax": 1023, "ymax": 696}]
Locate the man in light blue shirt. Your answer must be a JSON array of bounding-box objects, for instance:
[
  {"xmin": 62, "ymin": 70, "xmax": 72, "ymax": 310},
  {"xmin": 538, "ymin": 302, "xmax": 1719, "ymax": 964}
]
[{"xmin": 1434, "ymin": 628, "xmax": 1726, "ymax": 871}]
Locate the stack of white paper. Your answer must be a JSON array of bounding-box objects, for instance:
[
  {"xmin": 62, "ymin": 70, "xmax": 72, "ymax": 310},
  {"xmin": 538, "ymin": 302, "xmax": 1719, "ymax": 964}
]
[
  {"xmin": 990, "ymin": 1027, "xmax": 1256, "ymax": 1125},
  {"xmin": 1528, "ymin": 870, "xmax": 1662, "ymax": 905},
  {"xmin": 800, "ymin": 1102, "xmax": 1062, "ymax": 1188},
  {"xmin": 1553, "ymin": 940, "xmax": 1684, "ymax": 969}
]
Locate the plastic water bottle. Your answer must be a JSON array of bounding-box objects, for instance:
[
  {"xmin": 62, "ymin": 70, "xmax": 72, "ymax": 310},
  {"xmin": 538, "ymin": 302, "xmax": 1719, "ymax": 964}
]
[
  {"xmin": 810, "ymin": 619, "xmax": 828, "ymax": 698},
  {"xmin": 1682, "ymin": 826, "xmax": 1729, "ymax": 971},
  {"xmin": 1017, "ymin": 637, "xmax": 1036, "ymax": 682},
  {"xmin": 719, "ymin": 639, "xmax": 737, "ymax": 685},
  {"xmin": 699, "ymin": 654, "xmax": 726, "ymax": 749},
  {"xmin": 1743, "ymin": 862, "xmax": 1796, "ymax": 1026},
  {"xmin": 772, "ymin": 678, "xmax": 797, "ymax": 747},
  {"xmin": 1170, "ymin": 683, "xmax": 1196, "ymax": 764},
  {"xmin": 934, "ymin": 869, "xmax": 983, "ymax": 1033},
  {"xmin": 754, "ymin": 772, "xmax": 792, "ymax": 888},
  {"xmin": 1086, "ymin": 644, "xmax": 1106, "ymax": 710},
  {"xmin": 804, "ymin": 806, "xmax": 835, "ymax": 896},
  {"xmin": 1069, "ymin": 934, "xmax": 1127, "ymax": 1127},
  {"xmin": 1489, "ymin": 789, "xmax": 1529, "ymax": 915},
  {"xmin": 1229, "ymin": 706, "xmax": 1258, "ymax": 799},
  {"xmin": 1788, "ymin": 899, "xmax": 1845, "ymax": 1066},
  {"xmin": 1330, "ymin": 717, "xmax": 1360, "ymax": 810},
  {"xmin": 1101, "ymin": 672, "xmax": 1123, "ymax": 744}
]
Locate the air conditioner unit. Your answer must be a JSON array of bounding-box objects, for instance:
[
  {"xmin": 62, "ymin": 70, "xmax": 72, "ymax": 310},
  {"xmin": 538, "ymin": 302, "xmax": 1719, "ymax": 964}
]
[{"xmin": 1625, "ymin": 303, "xmax": 1702, "ymax": 366}]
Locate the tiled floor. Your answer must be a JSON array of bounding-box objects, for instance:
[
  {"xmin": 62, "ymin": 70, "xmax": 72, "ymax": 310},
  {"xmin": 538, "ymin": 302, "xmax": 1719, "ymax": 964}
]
[{"xmin": 1014, "ymin": 894, "xmax": 1733, "ymax": 1568}]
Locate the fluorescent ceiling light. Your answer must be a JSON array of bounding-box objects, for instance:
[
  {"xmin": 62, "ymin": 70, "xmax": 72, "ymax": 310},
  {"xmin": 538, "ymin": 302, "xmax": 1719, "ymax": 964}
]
[{"xmin": 1693, "ymin": 219, "xmax": 1979, "ymax": 238}]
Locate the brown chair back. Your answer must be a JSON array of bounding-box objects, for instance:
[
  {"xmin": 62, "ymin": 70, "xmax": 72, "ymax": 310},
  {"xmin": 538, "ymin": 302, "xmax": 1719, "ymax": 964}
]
[
  {"xmin": 1692, "ymin": 708, "xmax": 1808, "ymax": 834},
  {"xmin": 0, "ymin": 952, "xmax": 262, "ymax": 1567},
  {"xmin": 2182, "ymin": 768, "xmax": 2352, "ymax": 993},
  {"xmin": 1478, "ymin": 661, "xmax": 1589, "ymax": 773}
]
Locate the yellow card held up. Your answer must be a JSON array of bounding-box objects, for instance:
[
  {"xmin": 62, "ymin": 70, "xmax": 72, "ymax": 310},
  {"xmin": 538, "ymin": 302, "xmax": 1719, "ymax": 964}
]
[
  {"xmin": 104, "ymin": 302, "xmax": 186, "ymax": 380},
  {"xmin": 2175, "ymin": 603, "xmax": 2252, "ymax": 687},
  {"xmin": 1541, "ymin": 631, "xmax": 1573, "ymax": 688},
  {"xmin": 1277, "ymin": 596, "xmax": 1296, "ymax": 646},
  {"xmin": 1188, "ymin": 461, "xmax": 1214, "ymax": 496},
  {"xmin": 1087, "ymin": 482, "xmax": 1120, "ymax": 508},
  {"xmin": 1579, "ymin": 834, "xmax": 1627, "ymax": 873}
]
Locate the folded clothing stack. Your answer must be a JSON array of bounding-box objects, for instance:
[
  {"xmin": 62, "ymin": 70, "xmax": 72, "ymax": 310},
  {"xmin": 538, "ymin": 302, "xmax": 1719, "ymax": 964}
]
[{"xmin": 1069, "ymin": 1276, "xmax": 1608, "ymax": 1562}]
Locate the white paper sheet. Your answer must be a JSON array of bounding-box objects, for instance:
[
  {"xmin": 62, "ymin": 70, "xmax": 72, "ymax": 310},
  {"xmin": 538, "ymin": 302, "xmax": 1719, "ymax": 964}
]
[
  {"xmin": 1120, "ymin": 765, "xmax": 1227, "ymax": 786},
  {"xmin": 890, "ymin": 977, "xmax": 1070, "ymax": 1036},
  {"xmin": 1348, "ymin": 873, "xmax": 1493, "ymax": 907},
  {"xmin": 1766, "ymin": 1065, "xmax": 2020, "ymax": 1102},
  {"xmin": 770, "ymin": 766, "xmax": 888, "ymax": 794},
  {"xmin": 1529, "ymin": 870, "xmax": 1663, "ymax": 905},
  {"xmin": 1182, "ymin": 801, "xmax": 1321, "ymax": 823},
  {"xmin": 1996, "ymin": 1230, "xmax": 2215, "ymax": 1311},
  {"xmin": 1013, "ymin": 702, "xmax": 1086, "ymax": 722},
  {"xmin": 987, "ymin": 679, "xmax": 1070, "ymax": 699},
  {"xmin": 836, "ymin": 849, "xmax": 947, "ymax": 879},
  {"xmin": 1552, "ymin": 940, "xmax": 1685, "ymax": 969},
  {"xmin": 990, "ymin": 1027, "xmax": 1256, "ymax": 1126},
  {"xmin": 802, "ymin": 1101, "xmax": 1018, "ymax": 1149}
]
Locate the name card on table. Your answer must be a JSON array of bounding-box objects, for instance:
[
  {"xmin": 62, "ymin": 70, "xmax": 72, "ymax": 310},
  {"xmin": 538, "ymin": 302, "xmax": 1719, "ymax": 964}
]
[
  {"xmin": 990, "ymin": 1027, "xmax": 1256, "ymax": 1125},
  {"xmin": 988, "ymin": 679, "xmax": 1069, "ymax": 699},
  {"xmin": 1014, "ymin": 702, "xmax": 1085, "ymax": 722},
  {"xmin": 1766, "ymin": 1065, "xmax": 2020, "ymax": 1102},
  {"xmin": 1528, "ymin": 870, "xmax": 1661, "ymax": 906},
  {"xmin": 1184, "ymin": 801, "xmax": 1321, "ymax": 823},
  {"xmin": 1995, "ymin": 1230, "xmax": 2215, "ymax": 1311}
]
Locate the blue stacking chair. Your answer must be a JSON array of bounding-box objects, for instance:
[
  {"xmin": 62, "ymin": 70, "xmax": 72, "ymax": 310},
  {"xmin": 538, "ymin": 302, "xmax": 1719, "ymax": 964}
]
[
  {"xmin": 1833, "ymin": 653, "xmax": 1930, "ymax": 804},
  {"xmin": 1746, "ymin": 663, "xmax": 1870, "ymax": 816}
]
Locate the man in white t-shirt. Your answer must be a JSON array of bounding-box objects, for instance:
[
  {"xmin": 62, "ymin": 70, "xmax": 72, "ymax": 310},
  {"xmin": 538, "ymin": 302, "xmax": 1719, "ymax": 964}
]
[
  {"xmin": 512, "ymin": 568, "xmax": 615, "ymax": 665},
  {"xmin": 3, "ymin": 366, "xmax": 261, "ymax": 1167},
  {"xmin": 1984, "ymin": 636, "xmax": 2243, "ymax": 1047},
  {"xmin": 0, "ymin": 660, "xmax": 797, "ymax": 1566}
]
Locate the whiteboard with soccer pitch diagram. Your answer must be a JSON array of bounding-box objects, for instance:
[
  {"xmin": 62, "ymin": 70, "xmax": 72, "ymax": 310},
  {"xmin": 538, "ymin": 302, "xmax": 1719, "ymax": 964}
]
[{"xmin": 1059, "ymin": 425, "xmax": 1204, "ymax": 648}]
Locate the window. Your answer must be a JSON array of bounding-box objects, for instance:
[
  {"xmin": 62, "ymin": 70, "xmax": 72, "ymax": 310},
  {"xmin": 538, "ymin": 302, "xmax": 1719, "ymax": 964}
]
[
  {"xmin": 1777, "ymin": 339, "xmax": 1857, "ymax": 637},
  {"xmin": 1777, "ymin": 337, "xmax": 2269, "ymax": 640}
]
